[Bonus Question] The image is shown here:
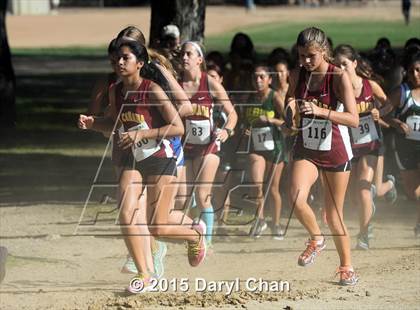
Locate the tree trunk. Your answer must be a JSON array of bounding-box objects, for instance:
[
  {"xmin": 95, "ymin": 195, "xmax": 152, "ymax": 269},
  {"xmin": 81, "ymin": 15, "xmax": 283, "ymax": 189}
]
[
  {"xmin": 0, "ymin": 0, "xmax": 16, "ymax": 128},
  {"xmin": 149, "ymin": 0, "xmax": 205, "ymax": 48}
]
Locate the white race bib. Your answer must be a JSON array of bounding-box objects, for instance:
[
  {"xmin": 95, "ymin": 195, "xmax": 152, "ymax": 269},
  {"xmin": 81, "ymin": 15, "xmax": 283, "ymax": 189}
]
[
  {"xmin": 302, "ymin": 118, "xmax": 332, "ymax": 151},
  {"xmin": 127, "ymin": 123, "xmax": 160, "ymax": 161},
  {"xmin": 251, "ymin": 127, "xmax": 275, "ymax": 151},
  {"xmin": 406, "ymin": 115, "xmax": 420, "ymax": 141},
  {"xmin": 351, "ymin": 115, "xmax": 379, "ymax": 145},
  {"xmin": 185, "ymin": 119, "xmax": 211, "ymax": 145}
]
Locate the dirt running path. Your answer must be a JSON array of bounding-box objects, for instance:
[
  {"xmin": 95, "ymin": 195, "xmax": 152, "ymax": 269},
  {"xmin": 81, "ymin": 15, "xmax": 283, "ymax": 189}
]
[{"xmin": 0, "ymin": 200, "xmax": 419, "ymax": 309}]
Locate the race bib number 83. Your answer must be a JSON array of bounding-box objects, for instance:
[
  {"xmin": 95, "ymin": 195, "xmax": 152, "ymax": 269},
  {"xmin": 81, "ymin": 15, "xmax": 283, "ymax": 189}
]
[{"xmin": 186, "ymin": 119, "xmax": 211, "ymax": 145}]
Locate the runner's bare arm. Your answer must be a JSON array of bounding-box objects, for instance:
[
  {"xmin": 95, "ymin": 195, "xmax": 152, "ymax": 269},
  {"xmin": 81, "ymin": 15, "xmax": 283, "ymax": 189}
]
[
  {"xmin": 148, "ymin": 81, "xmax": 185, "ymax": 139},
  {"xmin": 118, "ymin": 82, "xmax": 184, "ymax": 150},
  {"xmin": 295, "ymin": 68, "xmax": 358, "ymax": 127},
  {"xmin": 386, "ymin": 86, "xmax": 410, "ymax": 135},
  {"xmin": 369, "ymin": 80, "xmax": 393, "ymax": 118},
  {"xmin": 284, "ymin": 69, "xmax": 299, "ymax": 130},
  {"xmin": 78, "ymin": 84, "xmax": 117, "ymax": 133},
  {"xmin": 155, "ymin": 63, "xmax": 193, "ymax": 118},
  {"xmin": 320, "ymin": 68, "xmax": 358, "ymax": 127},
  {"xmin": 209, "ymin": 75, "xmax": 238, "ymax": 142},
  {"xmin": 268, "ymin": 90, "xmax": 286, "ymax": 127},
  {"xmin": 88, "ymin": 76, "xmax": 109, "ymax": 115}
]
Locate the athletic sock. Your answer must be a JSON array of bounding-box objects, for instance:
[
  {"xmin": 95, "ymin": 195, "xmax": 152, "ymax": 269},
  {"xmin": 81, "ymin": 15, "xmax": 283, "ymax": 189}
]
[{"xmin": 202, "ymin": 206, "xmax": 214, "ymax": 244}]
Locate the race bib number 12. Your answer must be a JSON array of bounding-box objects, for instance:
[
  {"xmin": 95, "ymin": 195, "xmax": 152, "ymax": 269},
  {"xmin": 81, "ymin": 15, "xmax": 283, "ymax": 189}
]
[{"xmin": 406, "ymin": 115, "xmax": 420, "ymax": 141}]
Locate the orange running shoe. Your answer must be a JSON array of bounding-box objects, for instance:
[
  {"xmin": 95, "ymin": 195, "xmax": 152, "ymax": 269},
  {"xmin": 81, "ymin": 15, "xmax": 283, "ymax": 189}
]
[
  {"xmin": 335, "ymin": 266, "xmax": 358, "ymax": 286},
  {"xmin": 298, "ymin": 238, "xmax": 326, "ymax": 267}
]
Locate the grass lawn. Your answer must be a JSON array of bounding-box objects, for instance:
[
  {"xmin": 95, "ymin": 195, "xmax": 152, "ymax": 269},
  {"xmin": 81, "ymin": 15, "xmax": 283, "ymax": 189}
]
[
  {"xmin": 205, "ymin": 19, "xmax": 420, "ymax": 53},
  {"xmin": 12, "ymin": 19, "xmax": 419, "ymax": 57}
]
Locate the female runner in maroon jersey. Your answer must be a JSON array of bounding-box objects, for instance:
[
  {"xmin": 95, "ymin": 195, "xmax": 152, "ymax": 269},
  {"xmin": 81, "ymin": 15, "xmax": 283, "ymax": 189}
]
[
  {"xmin": 180, "ymin": 41, "xmax": 238, "ymax": 249},
  {"xmin": 78, "ymin": 39, "xmax": 206, "ymax": 292},
  {"xmin": 285, "ymin": 27, "xmax": 359, "ymax": 286},
  {"xmin": 334, "ymin": 44, "xmax": 394, "ymax": 250}
]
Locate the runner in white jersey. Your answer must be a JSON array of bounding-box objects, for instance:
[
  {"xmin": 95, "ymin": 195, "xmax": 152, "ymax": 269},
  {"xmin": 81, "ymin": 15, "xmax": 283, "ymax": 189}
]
[{"xmin": 388, "ymin": 47, "xmax": 420, "ymax": 236}]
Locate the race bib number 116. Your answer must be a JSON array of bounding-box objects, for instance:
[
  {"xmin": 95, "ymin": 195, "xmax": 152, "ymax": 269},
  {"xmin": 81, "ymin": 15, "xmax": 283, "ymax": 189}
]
[{"xmin": 302, "ymin": 118, "xmax": 332, "ymax": 151}]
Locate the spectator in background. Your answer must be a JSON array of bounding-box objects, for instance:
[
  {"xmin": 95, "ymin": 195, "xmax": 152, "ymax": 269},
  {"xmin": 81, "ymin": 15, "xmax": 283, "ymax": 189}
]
[
  {"xmin": 375, "ymin": 37, "xmax": 392, "ymax": 50},
  {"xmin": 245, "ymin": 0, "xmax": 256, "ymax": 11},
  {"xmin": 160, "ymin": 24, "xmax": 181, "ymax": 52},
  {"xmin": 224, "ymin": 33, "xmax": 256, "ymax": 106},
  {"xmin": 402, "ymin": 0, "xmax": 411, "ymax": 25},
  {"xmin": 228, "ymin": 32, "xmax": 256, "ymax": 65},
  {"xmin": 267, "ymin": 47, "xmax": 290, "ymax": 97},
  {"xmin": 206, "ymin": 51, "xmax": 225, "ymax": 73},
  {"xmin": 405, "ymin": 37, "xmax": 420, "ymax": 50},
  {"xmin": 157, "ymin": 25, "xmax": 182, "ymax": 77},
  {"xmin": 369, "ymin": 41, "xmax": 402, "ymax": 93}
]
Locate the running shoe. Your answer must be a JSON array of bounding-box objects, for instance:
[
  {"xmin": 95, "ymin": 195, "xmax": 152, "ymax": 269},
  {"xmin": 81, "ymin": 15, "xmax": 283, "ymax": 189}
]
[
  {"xmin": 298, "ymin": 238, "xmax": 326, "ymax": 267},
  {"xmin": 384, "ymin": 175, "xmax": 398, "ymax": 205},
  {"xmin": 271, "ymin": 224, "xmax": 284, "ymax": 241},
  {"xmin": 187, "ymin": 220, "xmax": 207, "ymax": 267},
  {"xmin": 370, "ymin": 184, "xmax": 377, "ymax": 200},
  {"xmin": 127, "ymin": 273, "xmax": 155, "ymax": 294},
  {"xmin": 121, "ymin": 255, "xmax": 138, "ymax": 274},
  {"xmin": 152, "ymin": 241, "xmax": 167, "ymax": 280},
  {"xmin": 414, "ymin": 223, "xmax": 420, "ymax": 238},
  {"xmin": 249, "ymin": 218, "xmax": 267, "ymax": 238},
  {"xmin": 335, "ymin": 266, "xmax": 358, "ymax": 286},
  {"xmin": 356, "ymin": 232, "xmax": 369, "ymax": 250}
]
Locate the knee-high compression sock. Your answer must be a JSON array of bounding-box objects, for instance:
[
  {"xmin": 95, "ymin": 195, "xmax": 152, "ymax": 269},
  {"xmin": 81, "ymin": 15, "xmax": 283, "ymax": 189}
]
[{"xmin": 202, "ymin": 206, "xmax": 214, "ymax": 244}]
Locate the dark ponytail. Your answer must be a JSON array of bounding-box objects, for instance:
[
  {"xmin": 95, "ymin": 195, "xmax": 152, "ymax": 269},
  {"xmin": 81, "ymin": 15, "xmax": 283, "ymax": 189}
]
[
  {"xmin": 116, "ymin": 38, "xmax": 171, "ymax": 96},
  {"xmin": 141, "ymin": 62, "xmax": 171, "ymax": 97}
]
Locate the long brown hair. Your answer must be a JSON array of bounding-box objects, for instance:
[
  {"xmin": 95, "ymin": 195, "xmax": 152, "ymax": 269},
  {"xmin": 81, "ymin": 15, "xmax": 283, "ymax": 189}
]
[
  {"xmin": 334, "ymin": 44, "xmax": 384, "ymax": 84},
  {"xmin": 117, "ymin": 26, "xmax": 146, "ymax": 45},
  {"xmin": 297, "ymin": 27, "xmax": 332, "ymax": 62}
]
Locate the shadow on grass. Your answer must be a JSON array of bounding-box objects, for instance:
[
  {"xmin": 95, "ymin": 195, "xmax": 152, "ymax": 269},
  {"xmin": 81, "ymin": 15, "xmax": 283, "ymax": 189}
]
[{"xmin": 0, "ymin": 128, "xmax": 117, "ymax": 205}]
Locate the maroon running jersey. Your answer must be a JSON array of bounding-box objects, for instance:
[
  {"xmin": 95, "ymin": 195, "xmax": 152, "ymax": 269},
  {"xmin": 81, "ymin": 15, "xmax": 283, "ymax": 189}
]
[
  {"xmin": 114, "ymin": 79, "xmax": 174, "ymax": 162},
  {"xmin": 293, "ymin": 64, "xmax": 353, "ymax": 168},
  {"xmin": 182, "ymin": 72, "xmax": 219, "ymax": 158},
  {"xmin": 350, "ymin": 78, "xmax": 381, "ymax": 158}
]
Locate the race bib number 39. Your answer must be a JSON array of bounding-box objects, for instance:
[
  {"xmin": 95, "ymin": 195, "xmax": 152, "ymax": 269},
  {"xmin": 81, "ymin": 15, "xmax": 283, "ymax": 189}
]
[
  {"xmin": 406, "ymin": 115, "xmax": 420, "ymax": 141},
  {"xmin": 351, "ymin": 115, "xmax": 379, "ymax": 145},
  {"xmin": 127, "ymin": 123, "xmax": 160, "ymax": 161},
  {"xmin": 186, "ymin": 119, "xmax": 211, "ymax": 145},
  {"xmin": 302, "ymin": 118, "xmax": 332, "ymax": 151},
  {"xmin": 251, "ymin": 127, "xmax": 275, "ymax": 151}
]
